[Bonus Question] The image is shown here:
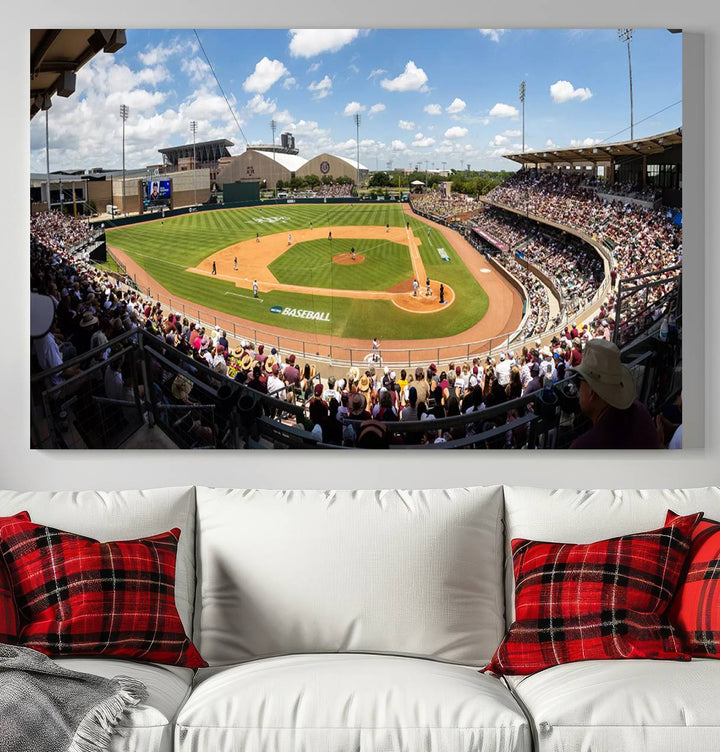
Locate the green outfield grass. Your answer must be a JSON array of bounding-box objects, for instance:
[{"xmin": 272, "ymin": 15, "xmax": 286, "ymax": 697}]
[
  {"xmin": 105, "ymin": 203, "xmax": 489, "ymax": 340},
  {"xmin": 269, "ymin": 237, "xmax": 413, "ymax": 291}
]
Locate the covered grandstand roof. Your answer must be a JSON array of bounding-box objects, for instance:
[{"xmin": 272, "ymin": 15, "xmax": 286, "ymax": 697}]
[
  {"xmin": 31, "ymin": 29, "xmax": 126, "ymax": 119},
  {"xmin": 158, "ymin": 139, "xmax": 234, "ymax": 159},
  {"xmin": 250, "ymin": 150, "xmax": 309, "ymax": 172},
  {"xmin": 503, "ymin": 128, "xmax": 682, "ymax": 166}
]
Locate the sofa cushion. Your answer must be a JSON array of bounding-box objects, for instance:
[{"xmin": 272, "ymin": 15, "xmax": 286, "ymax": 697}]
[
  {"xmin": 0, "ymin": 488, "xmax": 196, "ymax": 639},
  {"xmin": 176, "ymin": 654, "xmax": 531, "ymax": 752},
  {"xmin": 0, "ymin": 515, "xmax": 205, "ymax": 668},
  {"xmin": 485, "ymin": 513, "xmax": 699, "ymax": 675},
  {"xmin": 55, "ymin": 657, "xmax": 193, "ymax": 752},
  {"xmin": 502, "ymin": 487, "xmax": 720, "ymax": 623},
  {"xmin": 667, "ymin": 511, "xmax": 720, "ymax": 657},
  {"xmin": 505, "ymin": 658, "xmax": 720, "ymax": 752},
  {"xmin": 0, "ymin": 512, "xmax": 30, "ymax": 642},
  {"xmin": 194, "ymin": 487, "xmax": 505, "ymax": 666}
]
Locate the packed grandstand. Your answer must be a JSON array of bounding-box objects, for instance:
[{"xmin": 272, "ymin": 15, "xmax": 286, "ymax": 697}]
[{"xmin": 30, "ymin": 163, "xmax": 682, "ymax": 450}]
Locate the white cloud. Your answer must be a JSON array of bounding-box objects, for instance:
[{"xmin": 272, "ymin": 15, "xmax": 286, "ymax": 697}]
[
  {"xmin": 308, "ymin": 75, "xmax": 333, "ymax": 100},
  {"xmin": 283, "ymin": 77, "xmax": 297, "ymax": 90},
  {"xmin": 243, "ymin": 57, "xmax": 289, "ymax": 94},
  {"xmin": 369, "ymin": 103, "xmax": 386, "ymax": 115},
  {"xmin": 479, "ymin": 29, "xmax": 507, "ymax": 43},
  {"xmin": 550, "ymin": 80, "xmax": 593, "ymax": 103},
  {"xmin": 368, "ymin": 68, "xmax": 386, "ymax": 79},
  {"xmin": 30, "ymin": 52, "xmax": 244, "ymax": 173},
  {"xmin": 381, "ymin": 61, "xmax": 429, "ymax": 92},
  {"xmin": 273, "ymin": 109, "xmax": 294, "ymax": 125},
  {"xmin": 348, "ymin": 63, "xmax": 360, "ymax": 74},
  {"xmin": 307, "ymin": 62, "xmax": 321, "ymax": 73},
  {"xmin": 502, "ymin": 129, "xmax": 522, "ymax": 137},
  {"xmin": 489, "ymin": 146, "xmax": 512, "ymax": 157},
  {"xmin": 545, "ymin": 138, "xmax": 559, "ymax": 148},
  {"xmin": 138, "ymin": 39, "xmax": 195, "ymax": 66},
  {"xmin": 489, "ymin": 102, "xmax": 519, "ymax": 118},
  {"xmin": 392, "ymin": 140, "xmax": 407, "ymax": 151},
  {"xmin": 333, "ymin": 138, "xmax": 357, "ymax": 152},
  {"xmin": 246, "ymin": 94, "xmax": 277, "ymax": 115},
  {"xmin": 446, "ymin": 97, "xmax": 467, "ymax": 114},
  {"xmin": 289, "ymin": 29, "xmax": 361, "ymax": 58},
  {"xmin": 424, "ymin": 103, "xmax": 442, "ymax": 115},
  {"xmin": 398, "ymin": 119, "xmax": 415, "ymax": 130},
  {"xmin": 412, "ymin": 134, "xmax": 436, "ymax": 148},
  {"xmin": 343, "ymin": 101, "xmax": 366, "ymax": 116},
  {"xmin": 445, "ymin": 126, "xmax": 469, "ymax": 139},
  {"xmin": 180, "ymin": 57, "xmax": 212, "ymax": 85},
  {"xmin": 135, "ymin": 66, "xmax": 171, "ymax": 87},
  {"xmin": 570, "ymin": 137, "xmax": 602, "ymax": 147},
  {"xmin": 490, "ymin": 134, "xmax": 509, "ymax": 147}
]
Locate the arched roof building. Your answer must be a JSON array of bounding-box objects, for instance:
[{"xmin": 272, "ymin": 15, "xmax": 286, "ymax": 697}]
[
  {"xmin": 216, "ymin": 148, "xmax": 369, "ymax": 188},
  {"xmin": 297, "ymin": 153, "xmax": 368, "ymax": 183}
]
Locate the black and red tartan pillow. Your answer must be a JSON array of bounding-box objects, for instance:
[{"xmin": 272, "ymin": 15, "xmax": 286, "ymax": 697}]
[
  {"xmin": 483, "ymin": 512, "xmax": 702, "ymax": 676},
  {"xmin": 0, "ymin": 512, "xmax": 31, "ymax": 643},
  {"xmin": 0, "ymin": 513, "xmax": 206, "ymax": 668},
  {"xmin": 666, "ymin": 510, "xmax": 720, "ymax": 657}
]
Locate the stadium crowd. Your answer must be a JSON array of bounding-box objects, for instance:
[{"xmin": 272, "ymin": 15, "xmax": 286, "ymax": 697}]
[
  {"xmin": 31, "ymin": 204, "xmax": 677, "ymax": 450},
  {"xmin": 312, "ymin": 182, "xmax": 354, "ymax": 198},
  {"xmin": 470, "ymin": 206, "xmax": 604, "ymax": 323},
  {"xmin": 409, "ymin": 190, "xmax": 481, "ymax": 223},
  {"xmin": 485, "ymin": 169, "xmax": 681, "ymax": 342}
]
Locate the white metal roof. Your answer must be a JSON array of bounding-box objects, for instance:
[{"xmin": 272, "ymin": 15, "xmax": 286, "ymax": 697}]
[
  {"xmin": 331, "ymin": 153, "xmax": 368, "ymax": 172},
  {"xmin": 252, "ymin": 150, "xmax": 308, "ymax": 172}
]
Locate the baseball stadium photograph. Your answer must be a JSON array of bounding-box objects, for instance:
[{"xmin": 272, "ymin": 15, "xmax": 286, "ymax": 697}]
[{"xmin": 30, "ymin": 28, "xmax": 683, "ymax": 450}]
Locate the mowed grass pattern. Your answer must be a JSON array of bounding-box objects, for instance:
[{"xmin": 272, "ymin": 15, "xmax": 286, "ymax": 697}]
[
  {"xmin": 269, "ymin": 237, "xmax": 413, "ymax": 291},
  {"xmin": 106, "ymin": 203, "xmax": 489, "ymax": 340}
]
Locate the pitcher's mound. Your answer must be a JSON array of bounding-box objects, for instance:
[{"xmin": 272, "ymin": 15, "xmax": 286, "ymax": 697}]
[{"xmin": 333, "ymin": 253, "xmax": 365, "ymax": 265}]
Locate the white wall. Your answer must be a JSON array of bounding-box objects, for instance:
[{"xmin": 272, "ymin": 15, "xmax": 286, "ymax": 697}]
[{"xmin": 4, "ymin": 1, "xmax": 716, "ymax": 491}]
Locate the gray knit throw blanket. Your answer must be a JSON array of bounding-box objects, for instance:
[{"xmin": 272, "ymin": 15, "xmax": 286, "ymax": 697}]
[{"xmin": 0, "ymin": 644, "xmax": 147, "ymax": 752}]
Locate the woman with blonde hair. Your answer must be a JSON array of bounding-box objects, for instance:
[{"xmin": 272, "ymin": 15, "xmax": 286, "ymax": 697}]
[{"xmin": 505, "ymin": 365, "xmax": 523, "ymax": 400}]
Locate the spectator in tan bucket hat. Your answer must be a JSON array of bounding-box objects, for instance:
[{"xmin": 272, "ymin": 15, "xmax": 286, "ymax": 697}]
[{"xmin": 568, "ymin": 339, "xmax": 660, "ymax": 449}]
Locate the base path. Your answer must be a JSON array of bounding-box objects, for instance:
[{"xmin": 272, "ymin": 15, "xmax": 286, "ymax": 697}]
[
  {"xmin": 108, "ymin": 206, "xmax": 523, "ymax": 366},
  {"xmin": 186, "ymin": 224, "xmax": 449, "ymax": 310}
]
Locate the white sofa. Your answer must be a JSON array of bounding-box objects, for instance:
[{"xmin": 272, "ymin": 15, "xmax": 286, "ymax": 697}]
[{"xmin": 1, "ymin": 485, "xmax": 719, "ymax": 752}]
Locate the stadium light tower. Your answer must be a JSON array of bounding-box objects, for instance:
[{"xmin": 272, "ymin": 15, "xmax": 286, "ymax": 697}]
[
  {"xmin": 120, "ymin": 104, "xmax": 129, "ymax": 214},
  {"xmin": 354, "ymin": 113, "xmax": 361, "ymax": 192},
  {"xmin": 190, "ymin": 120, "xmax": 198, "ymax": 207},
  {"xmin": 519, "ymin": 81, "xmax": 526, "ymax": 166},
  {"xmin": 617, "ymin": 29, "xmax": 635, "ymax": 140}
]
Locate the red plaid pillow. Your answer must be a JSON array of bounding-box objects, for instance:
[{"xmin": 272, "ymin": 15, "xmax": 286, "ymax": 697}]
[
  {"xmin": 0, "ymin": 514, "xmax": 206, "ymax": 667},
  {"xmin": 667, "ymin": 510, "xmax": 720, "ymax": 657},
  {"xmin": 484, "ymin": 513, "xmax": 701, "ymax": 676},
  {"xmin": 0, "ymin": 512, "xmax": 31, "ymax": 643}
]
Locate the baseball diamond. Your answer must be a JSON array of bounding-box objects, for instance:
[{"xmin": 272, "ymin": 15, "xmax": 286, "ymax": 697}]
[{"xmin": 106, "ymin": 202, "xmax": 524, "ymax": 360}]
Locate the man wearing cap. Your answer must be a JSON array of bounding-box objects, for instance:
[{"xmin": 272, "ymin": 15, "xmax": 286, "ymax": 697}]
[
  {"xmin": 283, "ymin": 354, "xmax": 300, "ymax": 387},
  {"xmin": 495, "ymin": 352, "xmax": 513, "ymax": 387},
  {"xmin": 570, "ymin": 338, "xmax": 583, "ymax": 367},
  {"xmin": 255, "ymin": 344, "xmax": 267, "ymax": 366},
  {"xmin": 522, "ymin": 362, "xmax": 543, "ymax": 396},
  {"xmin": 323, "ymin": 376, "xmax": 341, "ymax": 405},
  {"xmin": 267, "ymin": 363, "xmax": 286, "ymax": 400},
  {"xmin": 569, "ymin": 339, "xmax": 660, "ymax": 449}
]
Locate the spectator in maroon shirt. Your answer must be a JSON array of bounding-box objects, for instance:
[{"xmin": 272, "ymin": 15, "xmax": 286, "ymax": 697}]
[{"xmin": 569, "ymin": 339, "xmax": 660, "ymax": 449}]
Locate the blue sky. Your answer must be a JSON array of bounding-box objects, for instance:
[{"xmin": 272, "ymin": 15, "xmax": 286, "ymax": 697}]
[{"xmin": 30, "ymin": 28, "xmax": 682, "ymax": 174}]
